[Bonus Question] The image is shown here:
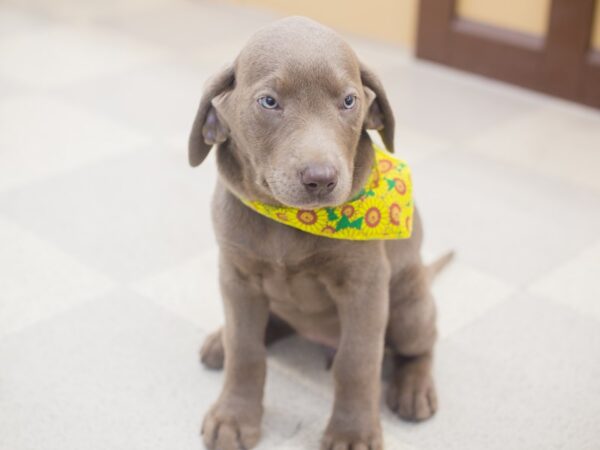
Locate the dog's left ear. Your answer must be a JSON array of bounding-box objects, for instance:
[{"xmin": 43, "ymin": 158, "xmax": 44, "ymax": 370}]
[
  {"xmin": 360, "ymin": 63, "xmax": 395, "ymax": 152},
  {"xmin": 188, "ymin": 64, "xmax": 235, "ymax": 167}
]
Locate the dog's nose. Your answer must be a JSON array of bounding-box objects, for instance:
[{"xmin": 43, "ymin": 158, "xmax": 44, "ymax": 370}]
[{"xmin": 301, "ymin": 164, "xmax": 338, "ymax": 194}]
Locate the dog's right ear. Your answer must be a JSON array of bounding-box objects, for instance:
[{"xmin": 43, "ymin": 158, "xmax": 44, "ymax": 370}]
[{"xmin": 188, "ymin": 64, "xmax": 235, "ymax": 167}]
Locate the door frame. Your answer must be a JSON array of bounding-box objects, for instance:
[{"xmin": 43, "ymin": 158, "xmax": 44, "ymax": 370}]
[{"xmin": 416, "ymin": 0, "xmax": 600, "ymax": 108}]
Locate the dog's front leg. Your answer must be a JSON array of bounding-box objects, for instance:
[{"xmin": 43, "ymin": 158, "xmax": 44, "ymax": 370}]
[
  {"xmin": 202, "ymin": 255, "xmax": 269, "ymax": 450},
  {"xmin": 322, "ymin": 248, "xmax": 390, "ymax": 450}
]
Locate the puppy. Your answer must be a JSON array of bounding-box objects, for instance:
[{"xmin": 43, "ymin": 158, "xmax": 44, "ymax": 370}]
[{"xmin": 189, "ymin": 16, "xmax": 449, "ymax": 450}]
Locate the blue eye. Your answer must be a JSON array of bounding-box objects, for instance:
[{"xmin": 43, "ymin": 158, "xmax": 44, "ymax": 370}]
[
  {"xmin": 343, "ymin": 95, "xmax": 356, "ymax": 109},
  {"xmin": 258, "ymin": 96, "xmax": 278, "ymax": 109}
]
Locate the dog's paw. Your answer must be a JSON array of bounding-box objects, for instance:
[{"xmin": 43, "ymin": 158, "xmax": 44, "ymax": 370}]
[
  {"xmin": 201, "ymin": 404, "xmax": 261, "ymax": 450},
  {"xmin": 200, "ymin": 329, "xmax": 225, "ymax": 370},
  {"xmin": 321, "ymin": 426, "xmax": 382, "ymax": 450},
  {"xmin": 386, "ymin": 372, "xmax": 437, "ymax": 421}
]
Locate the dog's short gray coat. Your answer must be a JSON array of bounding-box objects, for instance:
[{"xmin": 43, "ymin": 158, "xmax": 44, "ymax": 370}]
[{"xmin": 189, "ymin": 16, "xmax": 450, "ymax": 450}]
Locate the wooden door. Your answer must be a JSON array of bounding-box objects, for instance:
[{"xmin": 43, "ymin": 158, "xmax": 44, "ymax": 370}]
[{"xmin": 416, "ymin": 0, "xmax": 600, "ymax": 108}]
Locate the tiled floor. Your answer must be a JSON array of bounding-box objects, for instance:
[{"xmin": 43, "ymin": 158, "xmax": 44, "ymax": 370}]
[{"xmin": 1, "ymin": 1, "xmax": 600, "ymax": 449}]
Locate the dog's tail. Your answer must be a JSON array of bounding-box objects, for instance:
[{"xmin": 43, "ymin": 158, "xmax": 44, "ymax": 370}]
[{"xmin": 427, "ymin": 250, "xmax": 455, "ymax": 282}]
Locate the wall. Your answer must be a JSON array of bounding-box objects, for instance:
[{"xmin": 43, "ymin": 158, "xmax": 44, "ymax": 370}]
[
  {"xmin": 230, "ymin": 0, "xmax": 600, "ymax": 50},
  {"xmin": 593, "ymin": 0, "xmax": 600, "ymax": 50},
  {"xmin": 457, "ymin": 0, "xmax": 550, "ymax": 36},
  {"xmin": 230, "ymin": 0, "xmax": 419, "ymax": 46}
]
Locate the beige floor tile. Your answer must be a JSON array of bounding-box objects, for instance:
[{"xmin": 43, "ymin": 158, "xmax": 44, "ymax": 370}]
[
  {"xmin": 102, "ymin": 0, "xmax": 277, "ymax": 53},
  {"xmin": 377, "ymin": 60, "xmax": 542, "ymax": 142},
  {"xmin": 176, "ymin": 37, "xmax": 251, "ymax": 70},
  {"xmin": 392, "ymin": 125, "xmax": 450, "ymax": 164},
  {"xmin": 529, "ymin": 240, "xmax": 600, "ymax": 322},
  {"xmin": 368, "ymin": 127, "xmax": 449, "ymax": 165},
  {"xmin": 3, "ymin": 0, "xmax": 175, "ymax": 22},
  {"xmin": 130, "ymin": 248, "xmax": 223, "ymax": 333},
  {"xmin": 0, "ymin": 291, "xmax": 216, "ymax": 450},
  {"xmin": 0, "ymin": 24, "xmax": 163, "ymax": 88},
  {"xmin": 415, "ymin": 150, "xmax": 600, "ymax": 284},
  {"xmin": 61, "ymin": 60, "xmax": 212, "ymax": 140},
  {"xmin": 0, "ymin": 145, "xmax": 217, "ymax": 282},
  {"xmin": 464, "ymin": 103, "xmax": 600, "ymax": 193},
  {"xmin": 344, "ymin": 34, "xmax": 412, "ymax": 71},
  {"xmin": 0, "ymin": 95, "xmax": 149, "ymax": 192},
  {"xmin": 0, "ymin": 5, "xmax": 48, "ymax": 37},
  {"xmin": 0, "ymin": 75, "xmax": 23, "ymax": 101},
  {"xmin": 388, "ymin": 293, "xmax": 600, "ymax": 450},
  {"xmin": 0, "ymin": 217, "xmax": 114, "ymax": 337},
  {"xmin": 431, "ymin": 259, "xmax": 516, "ymax": 339}
]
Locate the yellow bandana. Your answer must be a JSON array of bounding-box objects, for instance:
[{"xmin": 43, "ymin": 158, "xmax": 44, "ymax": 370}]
[{"xmin": 241, "ymin": 144, "xmax": 413, "ymax": 240}]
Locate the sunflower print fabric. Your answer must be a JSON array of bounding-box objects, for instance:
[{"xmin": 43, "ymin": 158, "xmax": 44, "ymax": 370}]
[{"xmin": 241, "ymin": 144, "xmax": 413, "ymax": 241}]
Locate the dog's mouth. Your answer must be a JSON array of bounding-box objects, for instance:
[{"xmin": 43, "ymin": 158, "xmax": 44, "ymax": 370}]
[
  {"xmin": 261, "ymin": 177, "xmax": 344, "ymax": 209},
  {"xmin": 274, "ymin": 191, "xmax": 346, "ymax": 210},
  {"xmin": 285, "ymin": 195, "xmax": 340, "ymax": 209}
]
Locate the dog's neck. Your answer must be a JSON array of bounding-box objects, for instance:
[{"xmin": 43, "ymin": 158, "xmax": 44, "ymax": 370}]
[{"xmin": 214, "ymin": 132, "xmax": 375, "ymax": 208}]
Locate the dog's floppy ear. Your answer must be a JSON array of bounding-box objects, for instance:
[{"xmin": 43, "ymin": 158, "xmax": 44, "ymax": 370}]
[
  {"xmin": 360, "ymin": 63, "xmax": 395, "ymax": 153},
  {"xmin": 188, "ymin": 64, "xmax": 235, "ymax": 167}
]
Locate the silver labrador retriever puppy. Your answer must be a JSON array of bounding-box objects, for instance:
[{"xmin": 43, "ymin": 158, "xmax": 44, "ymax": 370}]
[{"xmin": 189, "ymin": 16, "xmax": 451, "ymax": 450}]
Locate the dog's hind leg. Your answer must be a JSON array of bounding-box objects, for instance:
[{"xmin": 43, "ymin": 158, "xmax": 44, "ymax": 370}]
[
  {"xmin": 199, "ymin": 328, "xmax": 226, "ymax": 370},
  {"xmin": 385, "ymin": 263, "xmax": 438, "ymax": 421},
  {"xmin": 200, "ymin": 313, "xmax": 295, "ymax": 370}
]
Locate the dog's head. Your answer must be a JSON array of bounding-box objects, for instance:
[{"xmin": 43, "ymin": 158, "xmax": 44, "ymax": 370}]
[{"xmin": 189, "ymin": 16, "xmax": 394, "ymax": 208}]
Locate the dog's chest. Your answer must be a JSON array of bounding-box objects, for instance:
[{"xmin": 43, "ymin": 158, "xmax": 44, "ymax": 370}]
[
  {"xmin": 260, "ymin": 264, "xmax": 333, "ymax": 313},
  {"xmin": 259, "ymin": 261, "xmax": 341, "ymax": 348}
]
